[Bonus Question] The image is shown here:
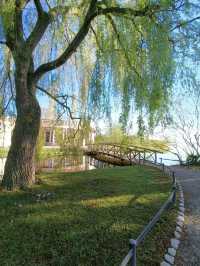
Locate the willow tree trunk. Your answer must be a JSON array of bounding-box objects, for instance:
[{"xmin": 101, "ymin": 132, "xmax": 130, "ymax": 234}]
[{"xmin": 1, "ymin": 65, "xmax": 41, "ymax": 190}]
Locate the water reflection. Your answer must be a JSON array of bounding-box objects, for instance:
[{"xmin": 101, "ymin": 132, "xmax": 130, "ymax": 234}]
[
  {"xmin": 36, "ymin": 155, "xmax": 96, "ymax": 173},
  {"xmin": 0, "ymin": 155, "xmax": 114, "ymax": 179},
  {"xmin": 0, "ymin": 152, "xmax": 180, "ymax": 179},
  {"xmin": 36, "ymin": 155, "xmax": 114, "ymax": 173}
]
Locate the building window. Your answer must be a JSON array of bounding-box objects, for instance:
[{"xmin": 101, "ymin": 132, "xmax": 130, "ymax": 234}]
[
  {"xmin": 50, "ymin": 130, "xmax": 54, "ymax": 143},
  {"xmin": 45, "ymin": 131, "xmax": 51, "ymax": 144},
  {"xmin": 45, "ymin": 130, "xmax": 55, "ymax": 145}
]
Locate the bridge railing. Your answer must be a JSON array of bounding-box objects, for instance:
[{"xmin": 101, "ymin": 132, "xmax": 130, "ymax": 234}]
[
  {"xmin": 86, "ymin": 142, "xmax": 164, "ymax": 154},
  {"xmin": 120, "ymin": 159, "xmax": 176, "ymax": 266},
  {"xmin": 120, "ymin": 189, "xmax": 176, "ymax": 266},
  {"xmin": 85, "ymin": 143, "xmax": 163, "ymax": 165}
]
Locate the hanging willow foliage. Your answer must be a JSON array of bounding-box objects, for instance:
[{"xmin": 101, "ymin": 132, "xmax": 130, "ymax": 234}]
[
  {"xmin": 0, "ymin": 0, "xmax": 179, "ymax": 130},
  {"xmin": 84, "ymin": 1, "xmax": 175, "ymax": 130}
]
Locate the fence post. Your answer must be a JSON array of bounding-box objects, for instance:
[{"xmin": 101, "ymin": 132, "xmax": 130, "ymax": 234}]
[
  {"xmin": 172, "ymin": 172, "xmax": 176, "ymax": 185},
  {"xmin": 172, "ymin": 186, "xmax": 176, "ymax": 204},
  {"xmin": 162, "ymin": 163, "xmax": 165, "ymax": 171},
  {"xmin": 129, "ymin": 239, "xmax": 137, "ymax": 266},
  {"xmin": 172, "ymin": 172, "xmax": 176, "ymax": 204}
]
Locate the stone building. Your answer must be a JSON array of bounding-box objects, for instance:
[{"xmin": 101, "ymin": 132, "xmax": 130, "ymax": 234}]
[
  {"xmin": 0, "ymin": 116, "xmax": 15, "ymax": 148},
  {"xmin": 41, "ymin": 97, "xmax": 95, "ymax": 148},
  {"xmin": 0, "ymin": 99, "xmax": 95, "ymax": 148}
]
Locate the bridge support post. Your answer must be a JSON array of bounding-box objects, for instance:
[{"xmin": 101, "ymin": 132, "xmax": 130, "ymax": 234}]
[
  {"xmin": 139, "ymin": 152, "xmax": 141, "ymax": 164},
  {"xmin": 154, "ymin": 152, "xmax": 157, "ymax": 164}
]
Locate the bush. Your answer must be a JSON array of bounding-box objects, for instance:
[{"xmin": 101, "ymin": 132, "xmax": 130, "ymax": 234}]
[
  {"xmin": 186, "ymin": 154, "xmax": 200, "ymax": 166},
  {"xmin": 35, "ymin": 127, "xmax": 45, "ymax": 161}
]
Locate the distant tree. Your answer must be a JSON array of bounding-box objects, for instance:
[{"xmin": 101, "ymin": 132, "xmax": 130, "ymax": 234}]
[
  {"xmin": 171, "ymin": 89, "xmax": 200, "ymax": 162},
  {"xmin": 95, "ymin": 124, "xmax": 169, "ymax": 151},
  {"xmin": 137, "ymin": 114, "xmax": 146, "ymax": 141},
  {"xmin": 95, "ymin": 125, "xmax": 124, "ymax": 144}
]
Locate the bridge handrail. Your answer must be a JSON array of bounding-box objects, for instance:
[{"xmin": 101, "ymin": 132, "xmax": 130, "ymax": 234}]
[
  {"xmin": 87, "ymin": 143, "xmax": 144, "ymax": 154},
  {"xmin": 86, "ymin": 142, "xmax": 164, "ymax": 154}
]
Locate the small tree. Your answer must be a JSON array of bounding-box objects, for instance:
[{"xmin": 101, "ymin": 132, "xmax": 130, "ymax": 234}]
[{"xmin": 170, "ymin": 89, "xmax": 200, "ymax": 162}]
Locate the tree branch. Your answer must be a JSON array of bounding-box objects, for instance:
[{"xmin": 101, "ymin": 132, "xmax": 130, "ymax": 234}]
[
  {"xmin": 0, "ymin": 41, "xmax": 7, "ymax": 45},
  {"xmin": 96, "ymin": 4, "xmax": 160, "ymax": 17},
  {"xmin": 14, "ymin": 0, "xmax": 24, "ymax": 44},
  {"xmin": 90, "ymin": 26, "xmax": 103, "ymax": 52},
  {"xmin": 171, "ymin": 16, "xmax": 200, "ymax": 32},
  {"xmin": 34, "ymin": 0, "xmax": 44, "ymax": 15},
  {"xmin": 26, "ymin": 7, "xmax": 51, "ymax": 52},
  {"xmin": 36, "ymin": 85, "xmax": 81, "ymax": 120},
  {"xmin": 106, "ymin": 14, "xmax": 142, "ymax": 79},
  {"xmin": 37, "ymin": 85, "xmax": 83, "ymax": 142},
  {"xmin": 34, "ymin": 0, "xmax": 98, "ymax": 81},
  {"xmin": 34, "ymin": 1, "xmax": 159, "ymax": 81}
]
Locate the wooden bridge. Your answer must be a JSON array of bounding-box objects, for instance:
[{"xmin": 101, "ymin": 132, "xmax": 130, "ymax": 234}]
[{"xmin": 85, "ymin": 143, "xmax": 162, "ymax": 165}]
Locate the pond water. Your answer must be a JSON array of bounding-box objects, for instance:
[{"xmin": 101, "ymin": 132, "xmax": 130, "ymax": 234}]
[
  {"xmin": 157, "ymin": 152, "xmax": 182, "ymax": 166},
  {"xmin": 0, "ymin": 155, "xmax": 114, "ymax": 178},
  {"xmin": 36, "ymin": 155, "xmax": 100, "ymax": 173},
  {"xmin": 0, "ymin": 152, "xmax": 180, "ymax": 178}
]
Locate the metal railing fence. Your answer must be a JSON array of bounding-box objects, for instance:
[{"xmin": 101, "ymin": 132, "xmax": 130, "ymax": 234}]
[{"xmin": 120, "ymin": 158, "xmax": 176, "ymax": 266}]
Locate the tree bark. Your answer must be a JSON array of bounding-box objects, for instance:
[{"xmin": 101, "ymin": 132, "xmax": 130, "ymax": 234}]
[{"xmin": 1, "ymin": 63, "xmax": 41, "ymax": 190}]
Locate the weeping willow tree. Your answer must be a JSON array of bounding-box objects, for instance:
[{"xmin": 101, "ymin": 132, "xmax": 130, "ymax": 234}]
[
  {"xmin": 0, "ymin": 0, "xmax": 181, "ymax": 190},
  {"xmin": 87, "ymin": 3, "xmax": 175, "ymax": 132}
]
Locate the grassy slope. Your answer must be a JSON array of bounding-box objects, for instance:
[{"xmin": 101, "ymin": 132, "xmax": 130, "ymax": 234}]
[{"xmin": 0, "ymin": 166, "xmax": 176, "ymax": 266}]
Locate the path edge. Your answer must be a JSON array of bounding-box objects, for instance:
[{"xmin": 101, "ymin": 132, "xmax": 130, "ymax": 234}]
[{"xmin": 160, "ymin": 182, "xmax": 184, "ymax": 266}]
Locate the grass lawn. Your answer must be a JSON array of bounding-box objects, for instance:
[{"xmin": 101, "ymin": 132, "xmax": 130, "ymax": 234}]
[{"xmin": 0, "ymin": 166, "xmax": 176, "ymax": 266}]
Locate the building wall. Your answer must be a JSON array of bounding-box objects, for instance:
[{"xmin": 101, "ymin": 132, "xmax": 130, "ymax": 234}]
[
  {"xmin": 0, "ymin": 118, "xmax": 15, "ymax": 148},
  {"xmin": 0, "ymin": 117, "xmax": 95, "ymax": 149}
]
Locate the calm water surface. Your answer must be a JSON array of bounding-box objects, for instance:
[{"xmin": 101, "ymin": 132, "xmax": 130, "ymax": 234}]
[
  {"xmin": 0, "ymin": 155, "xmax": 113, "ymax": 178},
  {"xmin": 36, "ymin": 155, "xmax": 96, "ymax": 173},
  {"xmin": 0, "ymin": 152, "xmax": 181, "ymax": 178}
]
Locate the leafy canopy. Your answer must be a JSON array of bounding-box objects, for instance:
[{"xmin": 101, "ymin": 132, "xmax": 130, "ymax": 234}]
[{"xmin": 0, "ymin": 0, "xmax": 177, "ymax": 131}]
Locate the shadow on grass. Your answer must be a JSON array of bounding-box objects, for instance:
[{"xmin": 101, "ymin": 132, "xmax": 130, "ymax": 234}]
[{"xmin": 0, "ymin": 166, "xmax": 173, "ymax": 266}]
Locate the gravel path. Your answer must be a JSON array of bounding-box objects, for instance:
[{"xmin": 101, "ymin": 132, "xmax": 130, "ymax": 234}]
[{"xmin": 170, "ymin": 166, "xmax": 200, "ymax": 266}]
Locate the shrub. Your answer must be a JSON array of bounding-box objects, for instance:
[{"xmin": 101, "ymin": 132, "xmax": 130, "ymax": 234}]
[
  {"xmin": 186, "ymin": 154, "xmax": 200, "ymax": 166},
  {"xmin": 35, "ymin": 127, "xmax": 45, "ymax": 161}
]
